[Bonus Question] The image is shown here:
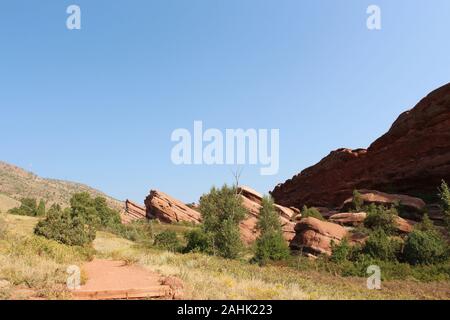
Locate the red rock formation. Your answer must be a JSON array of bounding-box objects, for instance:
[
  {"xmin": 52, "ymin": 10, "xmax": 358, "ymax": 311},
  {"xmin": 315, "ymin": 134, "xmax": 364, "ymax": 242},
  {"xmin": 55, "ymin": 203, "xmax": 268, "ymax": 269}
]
[
  {"xmin": 290, "ymin": 217, "xmax": 347, "ymax": 256},
  {"xmin": 271, "ymin": 83, "xmax": 450, "ymax": 209},
  {"xmin": 145, "ymin": 190, "xmax": 201, "ymax": 224},
  {"xmin": 121, "ymin": 200, "xmax": 147, "ymax": 224}
]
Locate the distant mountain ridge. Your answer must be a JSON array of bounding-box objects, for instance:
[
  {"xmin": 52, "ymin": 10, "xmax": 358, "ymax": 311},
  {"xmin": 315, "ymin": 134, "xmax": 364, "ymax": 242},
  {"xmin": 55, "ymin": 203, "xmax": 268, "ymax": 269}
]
[{"xmin": 0, "ymin": 161, "xmax": 124, "ymax": 212}]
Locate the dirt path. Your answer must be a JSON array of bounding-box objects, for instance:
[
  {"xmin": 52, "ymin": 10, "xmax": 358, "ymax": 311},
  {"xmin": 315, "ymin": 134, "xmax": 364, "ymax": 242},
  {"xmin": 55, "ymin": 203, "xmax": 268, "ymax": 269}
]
[{"xmin": 72, "ymin": 259, "xmax": 182, "ymax": 300}]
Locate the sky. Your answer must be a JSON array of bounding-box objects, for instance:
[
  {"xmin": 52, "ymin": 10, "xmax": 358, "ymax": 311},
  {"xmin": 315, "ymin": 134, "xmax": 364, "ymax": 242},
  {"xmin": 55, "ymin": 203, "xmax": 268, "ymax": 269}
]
[{"xmin": 1, "ymin": 0, "xmax": 450, "ymax": 204}]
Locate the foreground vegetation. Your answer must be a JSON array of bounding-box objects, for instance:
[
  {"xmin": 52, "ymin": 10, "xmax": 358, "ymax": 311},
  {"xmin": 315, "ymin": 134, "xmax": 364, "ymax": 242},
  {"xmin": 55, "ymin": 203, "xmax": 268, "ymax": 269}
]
[{"xmin": 1, "ymin": 181, "xmax": 450, "ymax": 300}]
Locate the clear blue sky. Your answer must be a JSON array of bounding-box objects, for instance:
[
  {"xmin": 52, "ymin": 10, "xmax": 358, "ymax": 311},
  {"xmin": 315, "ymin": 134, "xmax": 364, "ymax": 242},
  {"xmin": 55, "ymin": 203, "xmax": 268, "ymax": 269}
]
[{"xmin": 1, "ymin": 0, "xmax": 449, "ymax": 204}]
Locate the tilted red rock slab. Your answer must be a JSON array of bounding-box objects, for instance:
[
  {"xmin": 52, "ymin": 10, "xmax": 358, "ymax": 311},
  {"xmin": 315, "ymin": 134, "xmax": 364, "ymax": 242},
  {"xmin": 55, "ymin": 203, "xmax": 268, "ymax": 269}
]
[
  {"xmin": 271, "ymin": 83, "xmax": 450, "ymax": 209},
  {"xmin": 121, "ymin": 199, "xmax": 147, "ymax": 224},
  {"xmin": 144, "ymin": 190, "xmax": 201, "ymax": 224}
]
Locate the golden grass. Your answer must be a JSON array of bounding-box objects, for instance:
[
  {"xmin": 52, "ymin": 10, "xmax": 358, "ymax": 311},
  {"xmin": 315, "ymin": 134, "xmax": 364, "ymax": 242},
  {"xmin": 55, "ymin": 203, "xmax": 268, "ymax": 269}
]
[{"xmin": 0, "ymin": 194, "xmax": 20, "ymax": 214}]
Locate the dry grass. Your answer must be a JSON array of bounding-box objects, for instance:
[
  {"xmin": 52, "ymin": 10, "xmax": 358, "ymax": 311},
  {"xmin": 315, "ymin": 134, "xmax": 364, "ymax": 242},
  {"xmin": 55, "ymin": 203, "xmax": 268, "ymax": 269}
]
[
  {"xmin": 0, "ymin": 214, "xmax": 93, "ymax": 300},
  {"xmin": 94, "ymin": 232, "xmax": 450, "ymax": 300},
  {"xmin": 0, "ymin": 193, "xmax": 20, "ymax": 214},
  {"xmin": 2, "ymin": 213, "xmax": 449, "ymax": 300}
]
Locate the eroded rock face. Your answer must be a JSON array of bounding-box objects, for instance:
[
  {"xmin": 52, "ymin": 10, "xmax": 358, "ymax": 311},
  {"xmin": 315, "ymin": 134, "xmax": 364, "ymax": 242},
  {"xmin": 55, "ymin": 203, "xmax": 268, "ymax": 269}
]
[
  {"xmin": 121, "ymin": 200, "xmax": 147, "ymax": 224},
  {"xmin": 271, "ymin": 83, "xmax": 450, "ymax": 209},
  {"xmin": 290, "ymin": 217, "xmax": 347, "ymax": 256},
  {"xmin": 237, "ymin": 186, "xmax": 297, "ymax": 244},
  {"xmin": 144, "ymin": 190, "xmax": 201, "ymax": 224},
  {"xmin": 341, "ymin": 190, "xmax": 426, "ymax": 213}
]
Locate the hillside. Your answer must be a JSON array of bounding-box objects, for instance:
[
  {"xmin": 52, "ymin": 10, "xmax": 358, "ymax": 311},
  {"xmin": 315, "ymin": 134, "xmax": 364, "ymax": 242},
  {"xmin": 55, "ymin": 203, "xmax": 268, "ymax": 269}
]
[{"xmin": 0, "ymin": 161, "xmax": 124, "ymax": 212}]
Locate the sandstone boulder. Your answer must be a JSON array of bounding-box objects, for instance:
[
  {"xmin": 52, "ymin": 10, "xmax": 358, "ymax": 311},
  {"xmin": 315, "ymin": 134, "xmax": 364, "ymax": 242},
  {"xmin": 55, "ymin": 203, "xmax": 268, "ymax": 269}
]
[
  {"xmin": 329, "ymin": 212, "xmax": 367, "ymax": 226},
  {"xmin": 271, "ymin": 83, "xmax": 450, "ymax": 209},
  {"xmin": 290, "ymin": 217, "xmax": 347, "ymax": 256},
  {"xmin": 144, "ymin": 190, "xmax": 201, "ymax": 224}
]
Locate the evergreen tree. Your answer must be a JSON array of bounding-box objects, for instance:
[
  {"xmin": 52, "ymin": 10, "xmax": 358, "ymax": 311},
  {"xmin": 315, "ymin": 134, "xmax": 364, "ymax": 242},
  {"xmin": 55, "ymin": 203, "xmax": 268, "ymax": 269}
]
[{"xmin": 254, "ymin": 196, "xmax": 290, "ymax": 264}]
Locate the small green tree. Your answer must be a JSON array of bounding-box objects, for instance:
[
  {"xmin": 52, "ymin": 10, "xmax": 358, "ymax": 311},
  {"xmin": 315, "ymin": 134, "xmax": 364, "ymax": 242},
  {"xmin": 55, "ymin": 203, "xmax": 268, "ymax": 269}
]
[
  {"xmin": 69, "ymin": 192, "xmax": 121, "ymax": 228},
  {"xmin": 254, "ymin": 196, "xmax": 290, "ymax": 264},
  {"xmin": 438, "ymin": 180, "xmax": 450, "ymax": 230},
  {"xmin": 36, "ymin": 199, "xmax": 46, "ymax": 217},
  {"xmin": 403, "ymin": 230, "xmax": 447, "ymax": 265},
  {"xmin": 352, "ymin": 190, "xmax": 364, "ymax": 211},
  {"xmin": 301, "ymin": 205, "xmax": 324, "ymax": 220},
  {"xmin": 199, "ymin": 185, "xmax": 247, "ymax": 259}
]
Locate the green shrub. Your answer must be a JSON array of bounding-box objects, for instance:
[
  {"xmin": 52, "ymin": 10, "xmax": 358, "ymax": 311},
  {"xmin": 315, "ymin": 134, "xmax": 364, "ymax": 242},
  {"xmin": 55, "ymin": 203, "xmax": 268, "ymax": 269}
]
[
  {"xmin": 199, "ymin": 185, "xmax": 247, "ymax": 259},
  {"xmin": 34, "ymin": 204, "xmax": 96, "ymax": 246},
  {"xmin": 184, "ymin": 229, "xmax": 211, "ymax": 253},
  {"xmin": 415, "ymin": 214, "xmax": 435, "ymax": 232},
  {"xmin": 352, "ymin": 190, "xmax": 364, "ymax": 211},
  {"xmin": 154, "ymin": 230, "xmax": 181, "ymax": 252},
  {"xmin": 362, "ymin": 229, "xmax": 401, "ymax": 261},
  {"xmin": 331, "ymin": 238, "xmax": 354, "ymax": 263},
  {"xmin": 8, "ymin": 198, "xmax": 38, "ymax": 216},
  {"xmin": 36, "ymin": 200, "xmax": 46, "ymax": 217},
  {"xmin": 107, "ymin": 220, "xmax": 154, "ymax": 245},
  {"xmin": 301, "ymin": 205, "xmax": 324, "ymax": 221},
  {"xmin": 364, "ymin": 204, "xmax": 398, "ymax": 235},
  {"xmin": 254, "ymin": 196, "xmax": 289, "ymax": 264},
  {"xmin": 403, "ymin": 230, "xmax": 448, "ymax": 265}
]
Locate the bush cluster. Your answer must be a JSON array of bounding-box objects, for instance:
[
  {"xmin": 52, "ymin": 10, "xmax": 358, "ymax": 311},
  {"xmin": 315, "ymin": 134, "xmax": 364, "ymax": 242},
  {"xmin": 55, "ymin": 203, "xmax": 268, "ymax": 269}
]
[
  {"xmin": 34, "ymin": 204, "xmax": 96, "ymax": 246},
  {"xmin": 154, "ymin": 230, "xmax": 182, "ymax": 252},
  {"xmin": 8, "ymin": 198, "xmax": 46, "ymax": 217}
]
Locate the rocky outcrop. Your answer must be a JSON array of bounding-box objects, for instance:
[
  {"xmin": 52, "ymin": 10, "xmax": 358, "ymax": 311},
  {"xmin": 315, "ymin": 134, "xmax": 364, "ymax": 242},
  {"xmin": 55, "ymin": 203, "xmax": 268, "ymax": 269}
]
[
  {"xmin": 329, "ymin": 212, "xmax": 367, "ymax": 226},
  {"xmin": 290, "ymin": 217, "xmax": 347, "ymax": 256},
  {"xmin": 237, "ymin": 186, "xmax": 298, "ymax": 244},
  {"xmin": 271, "ymin": 83, "xmax": 450, "ymax": 209},
  {"xmin": 144, "ymin": 190, "xmax": 201, "ymax": 224},
  {"xmin": 329, "ymin": 211, "xmax": 413, "ymax": 233},
  {"xmin": 341, "ymin": 190, "xmax": 426, "ymax": 213},
  {"xmin": 121, "ymin": 200, "xmax": 147, "ymax": 224}
]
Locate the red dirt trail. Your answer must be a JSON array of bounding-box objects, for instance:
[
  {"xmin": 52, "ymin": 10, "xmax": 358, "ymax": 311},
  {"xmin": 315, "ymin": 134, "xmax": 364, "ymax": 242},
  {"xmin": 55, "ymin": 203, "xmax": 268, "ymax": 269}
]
[{"xmin": 72, "ymin": 259, "xmax": 178, "ymax": 300}]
